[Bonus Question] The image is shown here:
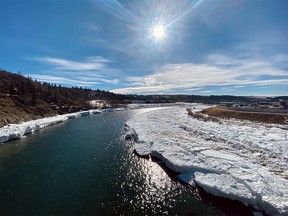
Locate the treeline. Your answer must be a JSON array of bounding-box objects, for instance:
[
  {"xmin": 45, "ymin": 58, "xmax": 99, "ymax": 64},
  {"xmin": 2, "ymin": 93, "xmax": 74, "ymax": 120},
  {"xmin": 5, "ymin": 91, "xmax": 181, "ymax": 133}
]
[
  {"xmin": 121, "ymin": 94, "xmax": 288, "ymax": 104},
  {"xmin": 0, "ymin": 70, "xmax": 124, "ymax": 114}
]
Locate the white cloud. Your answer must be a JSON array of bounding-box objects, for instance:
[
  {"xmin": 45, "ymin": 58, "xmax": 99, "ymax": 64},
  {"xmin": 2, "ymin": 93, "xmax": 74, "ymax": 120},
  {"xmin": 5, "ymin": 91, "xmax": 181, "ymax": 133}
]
[
  {"xmin": 184, "ymin": 87, "xmax": 203, "ymax": 91},
  {"xmin": 113, "ymin": 84, "xmax": 174, "ymax": 94},
  {"xmin": 28, "ymin": 73, "xmax": 120, "ymax": 87},
  {"xmin": 253, "ymin": 79, "xmax": 288, "ymax": 86},
  {"xmin": 27, "ymin": 74, "xmax": 100, "ymax": 87},
  {"xmin": 28, "ymin": 56, "xmax": 120, "ymax": 86},
  {"xmin": 112, "ymin": 54, "xmax": 288, "ymax": 94},
  {"xmin": 31, "ymin": 56, "xmax": 109, "ymax": 71},
  {"xmin": 144, "ymin": 77, "xmax": 157, "ymax": 85}
]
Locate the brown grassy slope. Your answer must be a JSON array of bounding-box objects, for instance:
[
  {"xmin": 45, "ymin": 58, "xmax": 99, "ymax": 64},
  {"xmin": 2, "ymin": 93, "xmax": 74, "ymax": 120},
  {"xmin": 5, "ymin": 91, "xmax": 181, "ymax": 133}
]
[
  {"xmin": 0, "ymin": 71, "xmax": 57, "ymax": 127},
  {"xmin": 0, "ymin": 96, "xmax": 56, "ymax": 128},
  {"xmin": 0, "ymin": 70, "xmax": 124, "ymax": 127},
  {"xmin": 200, "ymin": 107, "xmax": 288, "ymax": 124}
]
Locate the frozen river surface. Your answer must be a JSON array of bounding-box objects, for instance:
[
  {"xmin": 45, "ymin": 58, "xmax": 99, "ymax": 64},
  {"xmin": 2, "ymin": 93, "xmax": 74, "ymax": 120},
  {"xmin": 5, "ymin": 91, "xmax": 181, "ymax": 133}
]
[{"xmin": 126, "ymin": 104, "xmax": 288, "ymax": 215}]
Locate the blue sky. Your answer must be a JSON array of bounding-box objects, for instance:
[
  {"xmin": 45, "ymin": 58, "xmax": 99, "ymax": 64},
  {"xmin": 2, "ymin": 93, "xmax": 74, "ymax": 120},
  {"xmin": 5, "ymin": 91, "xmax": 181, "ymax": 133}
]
[{"xmin": 1, "ymin": 0, "xmax": 287, "ymax": 96}]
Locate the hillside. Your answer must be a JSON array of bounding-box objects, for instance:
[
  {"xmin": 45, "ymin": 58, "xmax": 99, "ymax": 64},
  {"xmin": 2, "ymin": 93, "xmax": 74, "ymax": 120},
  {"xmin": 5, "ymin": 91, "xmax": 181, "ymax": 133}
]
[{"xmin": 0, "ymin": 70, "xmax": 123, "ymax": 127}]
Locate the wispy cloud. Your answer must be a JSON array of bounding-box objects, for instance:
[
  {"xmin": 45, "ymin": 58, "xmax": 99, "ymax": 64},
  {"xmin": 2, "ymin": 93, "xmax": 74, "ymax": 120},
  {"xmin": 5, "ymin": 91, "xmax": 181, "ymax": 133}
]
[
  {"xmin": 27, "ymin": 74, "xmax": 100, "ymax": 87},
  {"xmin": 85, "ymin": 23, "xmax": 101, "ymax": 32},
  {"xmin": 112, "ymin": 54, "xmax": 288, "ymax": 94},
  {"xmin": 184, "ymin": 87, "xmax": 203, "ymax": 91},
  {"xmin": 201, "ymin": 90, "xmax": 213, "ymax": 93},
  {"xmin": 31, "ymin": 56, "xmax": 109, "ymax": 71},
  {"xmin": 27, "ymin": 56, "xmax": 120, "ymax": 87}
]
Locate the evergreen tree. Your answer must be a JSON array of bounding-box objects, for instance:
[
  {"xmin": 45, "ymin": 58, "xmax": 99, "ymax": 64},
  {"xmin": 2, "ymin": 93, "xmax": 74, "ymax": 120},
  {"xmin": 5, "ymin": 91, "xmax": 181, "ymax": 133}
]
[
  {"xmin": 54, "ymin": 92, "xmax": 58, "ymax": 102},
  {"xmin": 9, "ymin": 79, "xmax": 14, "ymax": 95},
  {"xmin": 31, "ymin": 91, "xmax": 37, "ymax": 106}
]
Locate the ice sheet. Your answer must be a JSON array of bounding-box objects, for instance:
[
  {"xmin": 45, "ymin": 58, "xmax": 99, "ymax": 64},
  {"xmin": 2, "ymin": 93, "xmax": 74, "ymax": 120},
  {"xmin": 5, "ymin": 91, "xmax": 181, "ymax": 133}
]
[{"xmin": 126, "ymin": 104, "xmax": 288, "ymax": 215}]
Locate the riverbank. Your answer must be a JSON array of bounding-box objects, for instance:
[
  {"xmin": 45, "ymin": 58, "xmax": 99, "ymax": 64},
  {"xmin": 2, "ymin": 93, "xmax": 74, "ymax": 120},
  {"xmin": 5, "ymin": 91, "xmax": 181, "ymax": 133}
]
[
  {"xmin": 0, "ymin": 104, "xmax": 174, "ymax": 144},
  {"xmin": 200, "ymin": 107, "xmax": 288, "ymax": 125},
  {"xmin": 0, "ymin": 109, "xmax": 113, "ymax": 143},
  {"xmin": 125, "ymin": 104, "xmax": 288, "ymax": 215},
  {"xmin": 0, "ymin": 96, "xmax": 57, "ymax": 128}
]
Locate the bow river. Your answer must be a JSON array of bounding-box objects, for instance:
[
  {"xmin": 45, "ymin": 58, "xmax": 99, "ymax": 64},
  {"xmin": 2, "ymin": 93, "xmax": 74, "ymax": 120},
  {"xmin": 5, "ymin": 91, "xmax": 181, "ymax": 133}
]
[{"xmin": 0, "ymin": 109, "xmax": 252, "ymax": 215}]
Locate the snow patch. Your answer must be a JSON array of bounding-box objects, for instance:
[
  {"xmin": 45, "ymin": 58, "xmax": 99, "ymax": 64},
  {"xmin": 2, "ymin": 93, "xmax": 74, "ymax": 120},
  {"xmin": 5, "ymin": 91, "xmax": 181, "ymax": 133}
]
[
  {"xmin": 0, "ymin": 115, "xmax": 68, "ymax": 143},
  {"xmin": 1, "ymin": 109, "xmax": 103, "ymax": 143},
  {"xmin": 201, "ymin": 149, "xmax": 242, "ymax": 162}
]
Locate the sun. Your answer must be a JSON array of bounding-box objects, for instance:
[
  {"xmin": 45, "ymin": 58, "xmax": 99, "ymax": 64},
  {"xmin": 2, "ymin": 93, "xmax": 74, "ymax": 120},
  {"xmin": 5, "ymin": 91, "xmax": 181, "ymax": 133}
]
[{"xmin": 151, "ymin": 23, "xmax": 166, "ymax": 42}]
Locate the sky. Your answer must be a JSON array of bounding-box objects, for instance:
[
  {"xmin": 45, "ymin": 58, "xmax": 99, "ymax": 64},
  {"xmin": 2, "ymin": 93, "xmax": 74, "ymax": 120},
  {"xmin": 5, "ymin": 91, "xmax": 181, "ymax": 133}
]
[{"xmin": 1, "ymin": 0, "xmax": 288, "ymax": 96}]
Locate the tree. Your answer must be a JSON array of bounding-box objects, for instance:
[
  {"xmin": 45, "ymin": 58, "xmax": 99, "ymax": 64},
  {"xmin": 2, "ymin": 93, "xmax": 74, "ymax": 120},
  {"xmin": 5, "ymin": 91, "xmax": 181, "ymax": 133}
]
[
  {"xmin": 48, "ymin": 85, "xmax": 52, "ymax": 96},
  {"xmin": 31, "ymin": 91, "xmax": 37, "ymax": 106},
  {"xmin": 9, "ymin": 79, "xmax": 14, "ymax": 95},
  {"xmin": 54, "ymin": 92, "xmax": 58, "ymax": 102},
  {"xmin": 20, "ymin": 81, "xmax": 26, "ymax": 94}
]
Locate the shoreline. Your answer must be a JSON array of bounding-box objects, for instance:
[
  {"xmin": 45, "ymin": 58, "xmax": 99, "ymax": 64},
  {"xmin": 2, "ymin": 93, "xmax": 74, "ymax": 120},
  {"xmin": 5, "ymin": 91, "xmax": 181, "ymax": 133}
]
[
  {"xmin": 0, "ymin": 103, "xmax": 177, "ymax": 144},
  {"xmin": 125, "ymin": 104, "xmax": 288, "ymax": 216},
  {"xmin": 133, "ymin": 150, "xmax": 257, "ymax": 215},
  {"xmin": 0, "ymin": 108, "xmax": 118, "ymax": 144}
]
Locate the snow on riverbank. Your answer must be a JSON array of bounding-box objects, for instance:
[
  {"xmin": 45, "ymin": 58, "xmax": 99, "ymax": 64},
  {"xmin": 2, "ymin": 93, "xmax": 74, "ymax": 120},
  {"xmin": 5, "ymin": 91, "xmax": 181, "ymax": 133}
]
[
  {"xmin": 0, "ymin": 109, "xmax": 105, "ymax": 143},
  {"xmin": 0, "ymin": 104, "xmax": 175, "ymax": 144},
  {"xmin": 126, "ymin": 104, "xmax": 288, "ymax": 215}
]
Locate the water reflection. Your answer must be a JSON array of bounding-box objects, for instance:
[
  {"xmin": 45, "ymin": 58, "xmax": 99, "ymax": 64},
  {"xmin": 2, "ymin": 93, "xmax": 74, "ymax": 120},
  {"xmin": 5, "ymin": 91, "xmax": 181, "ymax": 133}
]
[
  {"xmin": 0, "ymin": 110, "xmax": 252, "ymax": 215},
  {"xmin": 102, "ymin": 138, "xmax": 223, "ymax": 216},
  {"xmin": 0, "ymin": 122, "xmax": 67, "ymax": 160},
  {"xmin": 125, "ymin": 155, "xmax": 174, "ymax": 214}
]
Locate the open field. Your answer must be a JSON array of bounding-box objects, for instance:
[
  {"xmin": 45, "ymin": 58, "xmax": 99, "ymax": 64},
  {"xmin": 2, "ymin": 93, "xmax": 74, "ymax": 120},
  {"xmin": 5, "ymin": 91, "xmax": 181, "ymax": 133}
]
[{"xmin": 201, "ymin": 106, "xmax": 288, "ymax": 125}]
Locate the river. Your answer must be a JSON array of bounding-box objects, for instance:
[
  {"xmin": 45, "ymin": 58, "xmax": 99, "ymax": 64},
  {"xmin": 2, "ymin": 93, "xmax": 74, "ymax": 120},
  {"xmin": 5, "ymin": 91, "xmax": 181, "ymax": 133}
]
[{"xmin": 0, "ymin": 109, "xmax": 252, "ymax": 215}]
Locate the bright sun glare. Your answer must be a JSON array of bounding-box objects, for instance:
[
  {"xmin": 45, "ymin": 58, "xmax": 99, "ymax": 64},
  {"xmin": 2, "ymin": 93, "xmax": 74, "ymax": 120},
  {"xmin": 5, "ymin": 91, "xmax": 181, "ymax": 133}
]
[{"xmin": 152, "ymin": 23, "xmax": 166, "ymax": 42}]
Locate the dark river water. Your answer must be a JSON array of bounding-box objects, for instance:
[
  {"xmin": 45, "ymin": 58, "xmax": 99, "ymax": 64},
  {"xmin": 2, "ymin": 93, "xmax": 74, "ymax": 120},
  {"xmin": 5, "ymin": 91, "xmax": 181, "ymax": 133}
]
[{"xmin": 0, "ymin": 110, "xmax": 252, "ymax": 215}]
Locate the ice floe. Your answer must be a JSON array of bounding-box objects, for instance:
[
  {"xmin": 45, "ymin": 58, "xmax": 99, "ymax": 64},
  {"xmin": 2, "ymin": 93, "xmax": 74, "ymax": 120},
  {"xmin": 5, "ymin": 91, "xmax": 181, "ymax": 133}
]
[{"xmin": 125, "ymin": 104, "xmax": 288, "ymax": 215}]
